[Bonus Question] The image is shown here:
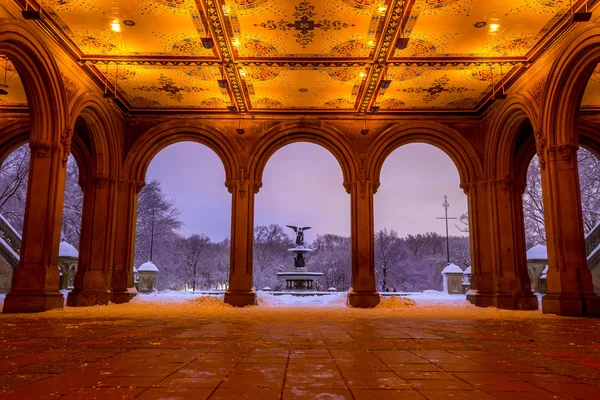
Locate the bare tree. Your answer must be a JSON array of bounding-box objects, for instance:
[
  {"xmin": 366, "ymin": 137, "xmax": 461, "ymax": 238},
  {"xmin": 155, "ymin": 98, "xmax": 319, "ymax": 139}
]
[{"xmin": 374, "ymin": 229, "xmax": 408, "ymax": 292}]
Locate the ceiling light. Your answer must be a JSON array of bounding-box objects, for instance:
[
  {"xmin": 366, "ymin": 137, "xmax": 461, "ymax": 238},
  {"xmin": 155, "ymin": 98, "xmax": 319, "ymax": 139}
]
[
  {"xmin": 201, "ymin": 38, "xmax": 214, "ymax": 49},
  {"xmin": 378, "ymin": 6, "xmax": 387, "ymax": 14},
  {"xmin": 368, "ymin": 40, "xmax": 375, "ymax": 47},
  {"xmin": 232, "ymin": 38, "xmax": 240, "ymax": 47},
  {"xmin": 299, "ymin": 88, "xmax": 308, "ymax": 92},
  {"xmin": 396, "ymin": 38, "xmax": 410, "ymax": 49},
  {"xmin": 359, "ymin": 71, "xmax": 366, "ymax": 78},
  {"xmin": 222, "ymin": 5, "xmax": 231, "ymax": 16},
  {"xmin": 380, "ymin": 80, "xmax": 392, "ymax": 89},
  {"xmin": 489, "ymin": 23, "xmax": 500, "ymax": 33},
  {"xmin": 239, "ymin": 69, "xmax": 246, "ymax": 78},
  {"xmin": 110, "ymin": 19, "xmax": 121, "ymax": 33}
]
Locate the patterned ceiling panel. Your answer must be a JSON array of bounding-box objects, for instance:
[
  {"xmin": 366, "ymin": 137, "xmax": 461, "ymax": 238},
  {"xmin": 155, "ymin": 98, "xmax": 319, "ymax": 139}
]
[
  {"xmin": 582, "ymin": 65, "xmax": 600, "ymax": 109},
  {"xmin": 5, "ymin": 0, "xmax": 594, "ymax": 112},
  {"xmin": 46, "ymin": 0, "xmax": 216, "ymax": 57},
  {"xmin": 224, "ymin": 0, "xmax": 386, "ymax": 58},
  {"xmin": 244, "ymin": 66, "xmax": 366, "ymax": 109},
  {"xmin": 0, "ymin": 60, "xmax": 27, "ymax": 107},
  {"xmin": 376, "ymin": 64, "xmax": 517, "ymax": 110},
  {"xmin": 99, "ymin": 64, "xmax": 231, "ymax": 109},
  {"xmin": 396, "ymin": 0, "xmax": 570, "ymax": 58}
]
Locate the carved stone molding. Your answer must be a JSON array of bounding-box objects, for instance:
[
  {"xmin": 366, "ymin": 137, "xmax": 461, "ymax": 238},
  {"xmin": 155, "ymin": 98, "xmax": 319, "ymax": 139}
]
[
  {"xmin": 61, "ymin": 128, "xmax": 73, "ymax": 166},
  {"xmin": 29, "ymin": 140, "xmax": 55, "ymax": 158},
  {"xmin": 546, "ymin": 143, "xmax": 577, "ymax": 163}
]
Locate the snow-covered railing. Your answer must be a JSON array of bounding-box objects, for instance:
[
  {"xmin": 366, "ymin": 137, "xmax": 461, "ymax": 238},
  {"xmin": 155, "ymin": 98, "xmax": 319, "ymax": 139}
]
[
  {"xmin": 0, "ymin": 213, "xmax": 20, "ymax": 257},
  {"xmin": 586, "ymin": 222, "xmax": 600, "ymax": 271}
]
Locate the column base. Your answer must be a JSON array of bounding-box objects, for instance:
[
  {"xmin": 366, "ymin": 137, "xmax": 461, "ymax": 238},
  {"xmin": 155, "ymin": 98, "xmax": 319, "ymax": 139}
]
[
  {"xmin": 542, "ymin": 293, "xmax": 600, "ymax": 317},
  {"xmin": 467, "ymin": 290, "xmax": 538, "ymax": 310},
  {"xmin": 66, "ymin": 289, "xmax": 110, "ymax": 307},
  {"xmin": 109, "ymin": 287, "xmax": 135, "ymax": 304},
  {"xmin": 2, "ymin": 290, "xmax": 64, "ymax": 313},
  {"xmin": 348, "ymin": 290, "xmax": 380, "ymax": 308},
  {"xmin": 224, "ymin": 289, "xmax": 256, "ymax": 307}
]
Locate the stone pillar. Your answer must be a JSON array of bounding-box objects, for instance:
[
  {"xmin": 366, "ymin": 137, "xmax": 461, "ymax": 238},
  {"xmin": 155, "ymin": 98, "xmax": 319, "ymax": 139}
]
[
  {"xmin": 488, "ymin": 178, "xmax": 538, "ymax": 309},
  {"xmin": 539, "ymin": 144, "xmax": 600, "ymax": 316},
  {"xmin": 465, "ymin": 178, "xmax": 538, "ymax": 309},
  {"xmin": 224, "ymin": 172, "xmax": 258, "ymax": 306},
  {"xmin": 110, "ymin": 180, "xmax": 142, "ymax": 303},
  {"xmin": 347, "ymin": 173, "xmax": 380, "ymax": 308},
  {"xmin": 67, "ymin": 176, "xmax": 117, "ymax": 306},
  {"xmin": 3, "ymin": 140, "xmax": 67, "ymax": 313},
  {"xmin": 464, "ymin": 181, "xmax": 495, "ymax": 307}
]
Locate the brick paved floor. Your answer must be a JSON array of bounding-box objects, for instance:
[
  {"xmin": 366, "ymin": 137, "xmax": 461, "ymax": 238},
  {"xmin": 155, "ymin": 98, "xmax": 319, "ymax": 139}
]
[{"xmin": 0, "ymin": 301, "xmax": 600, "ymax": 399}]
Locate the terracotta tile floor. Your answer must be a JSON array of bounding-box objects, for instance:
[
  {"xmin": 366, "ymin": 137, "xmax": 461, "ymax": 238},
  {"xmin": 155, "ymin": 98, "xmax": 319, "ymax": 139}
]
[{"xmin": 0, "ymin": 305, "xmax": 599, "ymax": 399}]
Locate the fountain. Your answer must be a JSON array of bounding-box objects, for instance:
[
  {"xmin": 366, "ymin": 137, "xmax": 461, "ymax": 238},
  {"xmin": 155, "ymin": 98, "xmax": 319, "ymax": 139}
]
[{"xmin": 276, "ymin": 225, "xmax": 322, "ymax": 291}]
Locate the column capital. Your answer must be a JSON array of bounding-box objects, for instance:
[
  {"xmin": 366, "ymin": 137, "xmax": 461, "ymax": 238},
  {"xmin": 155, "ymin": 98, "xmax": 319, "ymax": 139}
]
[
  {"xmin": 29, "ymin": 139, "xmax": 59, "ymax": 159},
  {"xmin": 545, "ymin": 143, "xmax": 578, "ymax": 164}
]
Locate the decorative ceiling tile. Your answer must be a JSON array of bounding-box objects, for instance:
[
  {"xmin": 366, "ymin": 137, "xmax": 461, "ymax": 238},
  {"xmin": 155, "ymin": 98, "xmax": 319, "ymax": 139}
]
[
  {"xmin": 225, "ymin": 0, "xmax": 384, "ymax": 58},
  {"xmin": 0, "ymin": 60, "xmax": 27, "ymax": 107},
  {"xmin": 99, "ymin": 64, "xmax": 231, "ymax": 109},
  {"xmin": 46, "ymin": 0, "xmax": 215, "ymax": 57},
  {"xmin": 244, "ymin": 66, "xmax": 365, "ymax": 109}
]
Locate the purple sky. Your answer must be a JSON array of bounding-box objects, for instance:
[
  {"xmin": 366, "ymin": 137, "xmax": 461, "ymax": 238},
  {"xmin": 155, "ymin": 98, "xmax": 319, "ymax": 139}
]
[{"xmin": 146, "ymin": 142, "xmax": 468, "ymax": 242}]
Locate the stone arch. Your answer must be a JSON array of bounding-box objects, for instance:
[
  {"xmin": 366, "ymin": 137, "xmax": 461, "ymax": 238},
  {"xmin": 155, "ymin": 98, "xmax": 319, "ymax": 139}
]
[
  {"xmin": 578, "ymin": 121, "xmax": 600, "ymax": 159},
  {"xmin": 123, "ymin": 120, "xmax": 237, "ymax": 186},
  {"xmin": 540, "ymin": 21, "xmax": 600, "ymax": 147},
  {"xmin": 0, "ymin": 119, "xmax": 30, "ymax": 165},
  {"xmin": 0, "ymin": 119, "xmax": 91, "ymax": 184},
  {"xmin": 69, "ymin": 92, "xmax": 122, "ymax": 180},
  {"xmin": 485, "ymin": 95, "xmax": 539, "ymax": 181},
  {"xmin": 369, "ymin": 122, "xmax": 482, "ymax": 188},
  {"xmin": 250, "ymin": 122, "xmax": 356, "ymax": 189},
  {"xmin": 0, "ymin": 19, "xmax": 68, "ymax": 146}
]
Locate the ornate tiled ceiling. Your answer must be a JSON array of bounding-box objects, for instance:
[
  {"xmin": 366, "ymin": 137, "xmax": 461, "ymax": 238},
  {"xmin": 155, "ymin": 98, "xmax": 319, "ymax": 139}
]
[{"xmin": 2, "ymin": 0, "xmax": 597, "ymax": 113}]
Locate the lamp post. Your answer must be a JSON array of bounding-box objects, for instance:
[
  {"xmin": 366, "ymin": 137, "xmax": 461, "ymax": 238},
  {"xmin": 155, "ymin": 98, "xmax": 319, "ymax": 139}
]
[{"xmin": 437, "ymin": 195, "xmax": 456, "ymax": 264}]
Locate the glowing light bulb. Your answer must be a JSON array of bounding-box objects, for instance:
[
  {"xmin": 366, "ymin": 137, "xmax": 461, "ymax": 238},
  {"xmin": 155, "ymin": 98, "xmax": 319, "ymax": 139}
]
[
  {"xmin": 378, "ymin": 6, "xmax": 387, "ymax": 14},
  {"xmin": 232, "ymin": 37, "xmax": 239, "ymax": 47},
  {"xmin": 368, "ymin": 40, "xmax": 375, "ymax": 47},
  {"xmin": 222, "ymin": 5, "xmax": 231, "ymax": 16},
  {"xmin": 239, "ymin": 69, "xmax": 246, "ymax": 78},
  {"xmin": 110, "ymin": 19, "xmax": 121, "ymax": 33},
  {"xmin": 489, "ymin": 23, "xmax": 500, "ymax": 33},
  {"xmin": 359, "ymin": 71, "xmax": 366, "ymax": 78}
]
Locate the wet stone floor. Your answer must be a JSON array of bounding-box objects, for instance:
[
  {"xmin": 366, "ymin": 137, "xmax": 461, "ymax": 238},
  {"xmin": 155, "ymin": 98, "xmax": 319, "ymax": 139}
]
[{"xmin": 0, "ymin": 305, "xmax": 600, "ymax": 399}]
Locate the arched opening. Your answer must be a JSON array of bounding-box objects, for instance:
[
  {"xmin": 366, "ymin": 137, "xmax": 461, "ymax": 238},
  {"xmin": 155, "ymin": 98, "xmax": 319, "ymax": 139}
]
[
  {"xmin": 133, "ymin": 142, "xmax": 231, "ymax": 296},
  {"xmin": 0, "ymin": 141, "xmax": 83, "ymax": 294},
  {"xmin": 375, "ymin": 143, "xmax": 469, "ymax": 297},
  {"xmin": 253, "ymin": 142, "xmax": 350, "ymax": 303}
]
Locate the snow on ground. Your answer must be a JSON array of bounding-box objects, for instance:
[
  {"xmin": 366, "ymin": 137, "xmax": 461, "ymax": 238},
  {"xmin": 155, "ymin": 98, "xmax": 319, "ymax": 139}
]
[{"xmin": 0, "ymin": 289, "xmax": 562, "ymax": 321}]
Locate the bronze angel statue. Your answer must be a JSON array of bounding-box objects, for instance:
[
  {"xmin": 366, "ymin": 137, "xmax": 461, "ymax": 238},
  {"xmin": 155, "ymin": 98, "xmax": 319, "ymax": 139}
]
[{"xmin": 286, "ymin": 225, "xmax": 311, "ymax": 247}]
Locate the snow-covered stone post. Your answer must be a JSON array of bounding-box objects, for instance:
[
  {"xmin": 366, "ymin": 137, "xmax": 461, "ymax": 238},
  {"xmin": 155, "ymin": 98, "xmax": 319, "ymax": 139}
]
[
  {"xmin": 462, "ymin": 266, "xmax": 472, "ymax": 293},
  {"xmin": 526, "ymin": 244, "xmax": 548, "ymax": 293},
  {"xmin": 442, "ymin": 263, "xmax": 464, "ymax": 295},
  {"xmin": 57, "ymin": 242, "xmax": 78, "ymax": 290},
  {"xmin": 137, "ymin": 261, "xmax": 158, "ymax": 293}
]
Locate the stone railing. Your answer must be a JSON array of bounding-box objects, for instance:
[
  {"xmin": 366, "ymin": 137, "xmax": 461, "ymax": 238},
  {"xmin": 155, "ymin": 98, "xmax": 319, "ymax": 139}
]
[
  {"xmin": 0, "ymin": 213, "xmax": 21, "ymax": 263},
  {"xmin": 586, "ymin": 222, "xmax": 600, "ymax": 271}
]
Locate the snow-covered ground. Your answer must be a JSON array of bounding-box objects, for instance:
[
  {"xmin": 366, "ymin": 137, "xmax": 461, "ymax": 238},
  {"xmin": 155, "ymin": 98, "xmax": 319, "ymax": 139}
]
[{"xmin": 0, "ymin": 289, "xmax": 560, "ymax": 321}]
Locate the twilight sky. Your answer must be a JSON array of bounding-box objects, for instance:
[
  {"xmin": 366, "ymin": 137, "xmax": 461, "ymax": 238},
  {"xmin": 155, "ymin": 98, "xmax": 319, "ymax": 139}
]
[{"xmin": 146, "ymin": 142, "xmax": 468, "ymax": 243}]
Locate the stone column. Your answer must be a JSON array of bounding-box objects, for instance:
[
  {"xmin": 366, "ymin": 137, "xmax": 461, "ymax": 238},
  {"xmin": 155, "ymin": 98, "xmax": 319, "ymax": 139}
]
[
  {"xmin": 224, "ymin": 171, "xmax": 258, "ymax": 306},
  {"xmin": 539, "ymin": 144, "xmax": 600, "ymax": 316},
  {"xmin": 2, "ymin": 140, "xmax": 67, "ymax": 313},
  {"xmin": 347, "ymin": 172, "xmax": 380, "ymax": 308},
  {"xmin": 67, "ymin": 176, "xmax": 117, "ymax": 306},
  {"xmin": 487, "ymin": 178, "xmax": 538, "ymax": 309},
  {"xmin": 464, "ymin": 181, "xmax": 495, "ymax": 307},
  {"xmin": 110, "ymin": 180, "xmax": 142, "ymax": 304}
]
